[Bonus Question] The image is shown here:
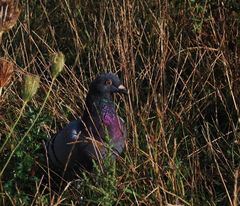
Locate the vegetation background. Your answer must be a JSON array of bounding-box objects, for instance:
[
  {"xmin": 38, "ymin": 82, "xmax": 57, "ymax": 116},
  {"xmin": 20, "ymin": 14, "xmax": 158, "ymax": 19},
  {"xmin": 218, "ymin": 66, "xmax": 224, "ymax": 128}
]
[{"xmin": 0, "ymin": 0, "xmax": 239, "ymax": 205}]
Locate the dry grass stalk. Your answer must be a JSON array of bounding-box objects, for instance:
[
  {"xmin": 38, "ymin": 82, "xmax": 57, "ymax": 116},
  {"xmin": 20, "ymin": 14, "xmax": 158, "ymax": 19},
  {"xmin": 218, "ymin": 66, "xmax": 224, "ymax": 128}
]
[{"xmin": 0, "ymin": 0, "xmax": 20, "ymax": 41}]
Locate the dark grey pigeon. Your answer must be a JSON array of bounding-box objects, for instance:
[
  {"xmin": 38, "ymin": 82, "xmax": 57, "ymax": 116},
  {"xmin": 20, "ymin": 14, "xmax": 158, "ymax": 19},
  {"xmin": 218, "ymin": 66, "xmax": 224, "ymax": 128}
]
[{"xmin": 47, "ymin": 73, "xmax": 127, "ymax": 180}]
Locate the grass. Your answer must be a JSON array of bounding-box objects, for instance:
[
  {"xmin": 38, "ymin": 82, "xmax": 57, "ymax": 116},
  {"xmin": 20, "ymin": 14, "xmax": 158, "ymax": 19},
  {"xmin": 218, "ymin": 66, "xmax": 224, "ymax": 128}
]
[{"xmin": 0, "ymin": 0, "xmax": 240, "ymax": 205}]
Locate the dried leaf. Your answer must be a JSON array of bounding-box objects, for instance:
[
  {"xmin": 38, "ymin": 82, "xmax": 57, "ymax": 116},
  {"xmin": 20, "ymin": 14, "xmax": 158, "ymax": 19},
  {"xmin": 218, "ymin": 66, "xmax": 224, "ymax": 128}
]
[
  {"xmin": 0, "ymin": 58, "xmax": 14, "ymax": 88},
  {"xmin": 0, "ymin": 0, "xmax": 20, "ymax": 33}
]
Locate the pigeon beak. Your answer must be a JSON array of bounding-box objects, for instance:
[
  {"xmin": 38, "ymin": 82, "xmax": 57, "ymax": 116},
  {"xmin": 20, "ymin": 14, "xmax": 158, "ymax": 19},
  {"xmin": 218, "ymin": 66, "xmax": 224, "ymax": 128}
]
[{"xmin": 117, "ymin": 84, "xmax": 128, "ymax": 95}]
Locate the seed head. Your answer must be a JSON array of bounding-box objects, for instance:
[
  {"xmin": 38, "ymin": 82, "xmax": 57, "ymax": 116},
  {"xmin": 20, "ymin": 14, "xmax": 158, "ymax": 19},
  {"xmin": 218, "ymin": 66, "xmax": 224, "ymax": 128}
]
[
  {"xmin": 22, "ymin": 74, "xmax": 40, "ymax": 102},
  {"xmin": 51, "ymin": 52, "xmax": 65, "ymax": 79}
]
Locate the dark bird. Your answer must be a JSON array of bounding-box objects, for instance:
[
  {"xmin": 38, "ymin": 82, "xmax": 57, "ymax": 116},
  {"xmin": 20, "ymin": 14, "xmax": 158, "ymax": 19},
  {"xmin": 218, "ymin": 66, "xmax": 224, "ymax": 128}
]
[{"xmin": 47, "ymin": 73, "xmax": 127, "ymax": 180}]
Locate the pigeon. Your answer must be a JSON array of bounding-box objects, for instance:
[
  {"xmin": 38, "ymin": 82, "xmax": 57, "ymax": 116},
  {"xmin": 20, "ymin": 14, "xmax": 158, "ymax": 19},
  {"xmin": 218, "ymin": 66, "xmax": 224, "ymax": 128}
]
[{"xmin": 47, "ymin": 73, "xmax": 127, "ymax": 180}]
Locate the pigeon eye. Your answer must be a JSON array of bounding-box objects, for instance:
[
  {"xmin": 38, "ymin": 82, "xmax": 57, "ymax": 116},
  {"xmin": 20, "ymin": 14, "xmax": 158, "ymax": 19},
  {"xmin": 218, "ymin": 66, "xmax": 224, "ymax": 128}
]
[{"xmin": 105, "ymin": 79, "xmax": 112, "ymax": 85}]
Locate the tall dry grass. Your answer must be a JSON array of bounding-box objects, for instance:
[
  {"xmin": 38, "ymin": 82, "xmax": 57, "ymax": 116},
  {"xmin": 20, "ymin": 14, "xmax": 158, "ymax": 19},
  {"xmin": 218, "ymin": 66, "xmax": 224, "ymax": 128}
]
[{"xmin": 0, "ymin": 0, "xmax": 239, "ymax": 205}]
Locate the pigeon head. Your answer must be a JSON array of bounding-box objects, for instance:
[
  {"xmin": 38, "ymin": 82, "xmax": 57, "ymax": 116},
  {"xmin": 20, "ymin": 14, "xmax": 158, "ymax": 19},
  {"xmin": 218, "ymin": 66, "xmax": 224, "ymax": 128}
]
[{"xmin": 88, "ymin": 73, "xmax": 128, "ymax": 99}]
